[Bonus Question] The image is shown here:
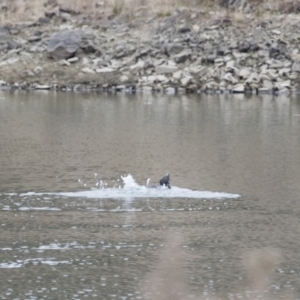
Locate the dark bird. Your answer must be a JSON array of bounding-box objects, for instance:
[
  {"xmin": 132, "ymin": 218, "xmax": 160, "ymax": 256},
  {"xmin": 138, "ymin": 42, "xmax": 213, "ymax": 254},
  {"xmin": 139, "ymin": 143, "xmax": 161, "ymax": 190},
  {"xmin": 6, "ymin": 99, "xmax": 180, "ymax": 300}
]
[{"xmin": 148, "ymin": 174, "xmax": 171, "ymax": 189}]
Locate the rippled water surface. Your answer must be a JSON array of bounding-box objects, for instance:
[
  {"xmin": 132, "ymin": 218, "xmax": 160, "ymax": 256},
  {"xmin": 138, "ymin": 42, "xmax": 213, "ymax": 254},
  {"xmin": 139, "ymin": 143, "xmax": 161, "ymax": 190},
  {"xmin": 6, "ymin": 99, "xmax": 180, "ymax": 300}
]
[{"xmin": 1, "ymin": 91, "xmax": 300, "ymax": 299}]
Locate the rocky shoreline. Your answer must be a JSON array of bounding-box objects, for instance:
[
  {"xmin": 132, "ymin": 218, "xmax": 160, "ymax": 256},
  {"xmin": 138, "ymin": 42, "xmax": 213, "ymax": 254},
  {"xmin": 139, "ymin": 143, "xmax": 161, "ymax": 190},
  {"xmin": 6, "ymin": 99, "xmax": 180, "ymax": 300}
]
[{"xmin": 1, "ymin": 7, "xmax": 300, "ymax": 94}]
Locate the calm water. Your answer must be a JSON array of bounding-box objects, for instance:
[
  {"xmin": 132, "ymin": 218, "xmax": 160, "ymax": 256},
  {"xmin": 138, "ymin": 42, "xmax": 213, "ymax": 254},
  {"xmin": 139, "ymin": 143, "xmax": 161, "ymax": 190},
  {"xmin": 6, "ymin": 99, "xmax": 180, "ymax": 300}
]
[{"xmin": 1, "ymin": 91, "xmax": 300, "ymax": 299}]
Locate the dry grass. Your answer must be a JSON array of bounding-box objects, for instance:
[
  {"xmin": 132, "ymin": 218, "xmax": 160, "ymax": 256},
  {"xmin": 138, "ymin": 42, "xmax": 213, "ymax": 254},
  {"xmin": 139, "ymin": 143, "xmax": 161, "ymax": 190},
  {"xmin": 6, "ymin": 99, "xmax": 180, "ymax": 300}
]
[{"xmin": 1, "ymin": 0, "xmax": 299, "ymax": 25}]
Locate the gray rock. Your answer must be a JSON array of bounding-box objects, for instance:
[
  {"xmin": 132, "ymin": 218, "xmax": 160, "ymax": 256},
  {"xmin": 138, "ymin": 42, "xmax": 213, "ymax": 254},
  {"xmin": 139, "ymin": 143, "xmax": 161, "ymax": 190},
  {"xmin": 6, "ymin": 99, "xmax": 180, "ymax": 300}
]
[
  {"xmin": 283, "ymin": 61, "xmax": 292, "ymax": 68},
  {"xmin": 28, "ymin": 36, "xmax": 41, "ymax": 43},
  {"xmin": 203, "ymin": 41, "xmax": 213, "ymax": 51},
  {"xmin": 171, "ymin": 71, "xmax": 181, "ymax": 80},
  {"xmin": 268, "ymin": 61, "xmax": 284, "ymax": 69},
  {"xmin": 207, "ymin": 53, "xmax": 217, "ymax": 63},
  {"xmin": 130, "ymin": 60, "xmax": 145, "ymax": 70},
  {"xmin": 224, "ymin": 55, "xmax": 233, "ymax": 62},
  {"xmin": 39, "ymin": 17, "xmax": 51, "ymax": 24},
  {"xmin": 226, "ymin": 60, "xmax": 235, "ymax": 68},
  {"xmin": 34, "ymin": 85, "xmax": 51, "ymax": 90},
  {"xmin": 197, "ymin": 67, "xmax": 208, "ymax": 78},
  {"xmin": 289, "ymin": 72, "xmax": 298, "ymax": 80},
  {"xmin": 239, "ymin": 41, "xmax": 251, "ymax": 52},
  {"xmin": 67, "ymin": 57, "xmax": 79, "ymax": 63},
  {"xmin": 258, "ymin": 50, "xmax": 269, "ymax": 58},
  {"xmin": 0, "ymin": 57, "xmax": 19, "ymax": 66},
  {"xmin": 258, "ymin": 88, "xmax": 273, "ymax": 94},
  {"xmin": 173, "ymin": 50, "xmax": 192, "ymax": 64},
  {"xmin": 278, "ymin": 68, "xmax": 291, "ymax": 76},
  {"xmin": 94, "ymin": 59, "xmax": 110, "ymax": 67},
  {"xmin": 165, "ymin": 87, "xmax": 176, "ymax": 94},
  {"xmin": 73, "ymin": 84, "xmax": 87, "ymax": 92},
  {"xmin": 277, "ymin": 87, "xmax": 290, "ymax": 94},
  {"xmin": 0, "ymin": 26, "xmax": 9, "ymax": 38},
  {"xmin": 275, "ymin": 80, "xmax": 291, "ymax": 89},
  {"xmin": 214, "ymin": 58, "xmax": 224, "ymax": 67},
  {"xmin": 232, "ymin": 84, "xmax": 245, "ymax": 93},
  {"xmin": 82, "ymin": 67, "xmax": 95, "ymax": 74},
  {"xmin": 119, "ymin": 75, "xmax": 129, "ymax": 83},
  {"xmin": 155, "ymin": 65, "xmax": 178, "ymax": 74},
  {"xmin": 82, "ymin": 41, "xmax": 98, "ymax": 54},
  {"xmin": 263, "ymin": 80, "xmax": 273, "ymax": 89},
  {"xmin": 47, "ymin": 30, "xmax": 82, "ymax": 60},
  {"xmin": 181, "ymin": 76, "xmax": 193, "ymax": 87},
  {"xmin": 34, "ymin": 66, "xmax": 43, "ymax": 74},
  {"xmin": 7, "ymin": 40, "xmax": 20, "ymax": 50},
  {"xmin": 166, "ymin": 43, "xmax": 184, "ymax": 56},
  {"xmin": 177, "ymin": 26, "xmax": 191, "ymax": 34},
  {"xmin": 292, "ymin": 62, "xmax": 300, "ymax": 72},
  {"xmin": 245, "ymin": 73, "xmax": 259, "ymax": 84},
  {"xmin": 96, "ymin": 67, "xmax": 115, "ymax": 73},
  {"xmin": 239, "ymin": 68, "xmax": 251, "ymax": 79},
  {"xmin": 223, "ymin": 73, "xmax": 238, "ymax": 84},
  {"xmin": 269, "ymin": 43, "xmax": 288, "ymax": 60},
  {"xmin": 192, "ymin": 25, "xmax": 200, "ymax": 33},
  {"xmin": 59, "ymin": 59, "xmax": 71, "ymax": 66},
  {"xmin": 156, "ymin": 75, "xmax": 168, "ymax": 82}
]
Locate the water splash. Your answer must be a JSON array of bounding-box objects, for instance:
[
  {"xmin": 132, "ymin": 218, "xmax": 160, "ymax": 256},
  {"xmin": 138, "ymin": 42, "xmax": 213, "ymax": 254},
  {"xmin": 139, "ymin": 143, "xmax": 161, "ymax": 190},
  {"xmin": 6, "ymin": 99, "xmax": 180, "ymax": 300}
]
[
  {"xmin": 18, "ymin": 174, "xmax": 240, "ymax": 200},
  {"xmin": 121, "ymin": 174, "xmax": 140, "ymax": 189}
]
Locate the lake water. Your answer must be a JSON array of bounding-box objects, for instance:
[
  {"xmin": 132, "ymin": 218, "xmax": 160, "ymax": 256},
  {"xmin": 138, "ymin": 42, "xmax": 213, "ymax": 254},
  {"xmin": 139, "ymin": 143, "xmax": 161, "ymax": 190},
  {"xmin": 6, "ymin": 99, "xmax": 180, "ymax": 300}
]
[{"xmin": 0, "ymin": 90, "xmax": 300, "ymax": 299}]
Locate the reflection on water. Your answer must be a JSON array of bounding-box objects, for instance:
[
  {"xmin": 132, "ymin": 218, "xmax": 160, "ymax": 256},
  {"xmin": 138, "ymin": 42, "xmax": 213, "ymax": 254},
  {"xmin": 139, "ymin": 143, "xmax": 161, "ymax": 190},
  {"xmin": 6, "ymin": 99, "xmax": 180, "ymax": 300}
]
[{"xmin": 1, "ymin": 91, "xmax": 300, "ymax": 299}]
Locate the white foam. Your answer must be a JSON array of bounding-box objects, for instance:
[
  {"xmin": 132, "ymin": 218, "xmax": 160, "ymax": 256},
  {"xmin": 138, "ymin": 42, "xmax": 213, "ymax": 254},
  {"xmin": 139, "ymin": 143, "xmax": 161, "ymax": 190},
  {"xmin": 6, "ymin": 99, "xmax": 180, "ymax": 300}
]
[
  {"xmin": 29, "ymin": 187, "xmax": 239, "ymax": 200},
  {"xmin": 0, "ymin": 258, "xmax": 71, "ymax": 268},
  {"xmin": 17, "ymin": 174, "xmax": 240, "ymax": 200},
  {"xmin": 33, "ymin": 242, "xmax": 95, "ymax": 251},
  {"xmin": 18, "ymin": 207, "xmax": 61, "ymax": 211}
]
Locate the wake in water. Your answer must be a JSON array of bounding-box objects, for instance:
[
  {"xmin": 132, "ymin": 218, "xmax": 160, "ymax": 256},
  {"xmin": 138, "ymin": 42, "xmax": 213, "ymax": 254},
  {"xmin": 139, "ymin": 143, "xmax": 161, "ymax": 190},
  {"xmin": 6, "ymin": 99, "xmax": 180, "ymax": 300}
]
[{"xmin": 18, "ymin": 174, "xmax": 240, "ymax": 200}]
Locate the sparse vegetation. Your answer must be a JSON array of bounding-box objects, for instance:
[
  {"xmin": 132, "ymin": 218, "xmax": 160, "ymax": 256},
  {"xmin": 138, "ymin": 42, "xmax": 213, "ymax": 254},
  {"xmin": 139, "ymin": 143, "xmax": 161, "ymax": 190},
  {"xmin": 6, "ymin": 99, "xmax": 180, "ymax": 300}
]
[
  {"xmin": 0, "ymin": 0, "xmax": 300, "ymax": 24},
  {"xmin": 112, "ymin": 0, "xmax": 124, "ymax": 16}
]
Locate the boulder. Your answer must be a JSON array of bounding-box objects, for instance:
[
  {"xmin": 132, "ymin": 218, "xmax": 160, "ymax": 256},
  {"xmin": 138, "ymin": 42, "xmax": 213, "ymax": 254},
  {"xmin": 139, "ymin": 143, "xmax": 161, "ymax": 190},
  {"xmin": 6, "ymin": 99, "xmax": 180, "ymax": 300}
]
[{"xmin": 47, "ymin": 30, "xmax": 82, "ymax": 60}]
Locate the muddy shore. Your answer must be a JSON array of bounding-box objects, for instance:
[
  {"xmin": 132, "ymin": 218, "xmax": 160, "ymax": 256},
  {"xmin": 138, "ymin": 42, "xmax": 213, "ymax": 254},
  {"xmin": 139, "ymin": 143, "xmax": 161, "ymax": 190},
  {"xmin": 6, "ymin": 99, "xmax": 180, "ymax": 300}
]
[{"xmin": 1, "ymin": 7, "xmax": 300, "ymax": 94}]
